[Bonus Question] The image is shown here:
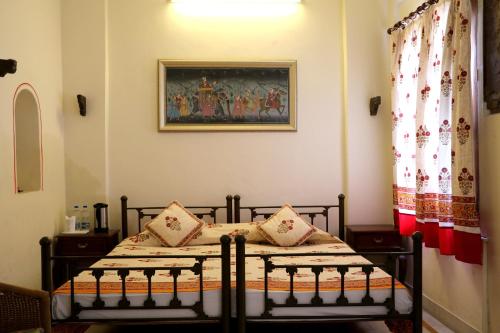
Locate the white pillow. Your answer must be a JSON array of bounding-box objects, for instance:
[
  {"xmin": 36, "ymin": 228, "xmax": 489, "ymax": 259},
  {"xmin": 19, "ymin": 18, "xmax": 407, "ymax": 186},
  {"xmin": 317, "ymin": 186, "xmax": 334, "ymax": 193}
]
[
  {"xmin": 119, "ymin": 230, "xmax": 163, "ymax": 247},
  {"xmin": 188, "ymin": 222, "xmax": 265, "ymax": 245},
  {"xmin": 145, "ymin": 201, "xmax": 204, "ymax": 247},
  {"xmin": 307, "ymin": 226, "xmax": 342, "ymax": 244},
  {"xmin": 256, "ymin": 204, "xmax": 315, "ymax": 246}
]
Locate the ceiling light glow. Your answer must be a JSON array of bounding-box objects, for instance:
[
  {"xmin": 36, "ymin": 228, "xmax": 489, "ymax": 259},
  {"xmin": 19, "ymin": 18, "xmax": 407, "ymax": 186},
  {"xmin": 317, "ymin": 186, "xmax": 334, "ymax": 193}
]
[
  {"xmin": 170, "ymin": 0, "xmax": 302, "ymax": 17},
  {"xmin": 171, "ymin": 0, "xmax": 301, "ymax": 3}
]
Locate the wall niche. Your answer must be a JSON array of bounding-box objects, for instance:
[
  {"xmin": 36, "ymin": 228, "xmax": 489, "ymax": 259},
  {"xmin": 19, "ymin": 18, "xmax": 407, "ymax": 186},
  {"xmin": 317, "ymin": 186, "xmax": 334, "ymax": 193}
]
[{"xmin": 13, "ymin": 83, "xmax": 43, "ymax": 193}]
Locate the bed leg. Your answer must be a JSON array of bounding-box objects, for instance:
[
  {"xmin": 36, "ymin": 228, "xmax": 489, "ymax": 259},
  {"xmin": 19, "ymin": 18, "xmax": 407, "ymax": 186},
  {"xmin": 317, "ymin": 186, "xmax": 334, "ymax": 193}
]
[
  {"xmin": 236, "ymin": 235, "xmax": 246, "ymax": 333},
  {"xmin": 220, "ymin": 235, "xmax": 231, "ymax": 333},
  {"xmin": 338, "ymin": 193, "xmax": 345, "ymax": 241},
  {"xmin": 121, "ymin": 195, "xmax": 128, "ymax": 239},
  {"xmin": 226, "ymin": 195, "xmax": 233, "ymax": 224},
  {"xmin": 412, "ymin": 231, "xmax": 423, "ymax": 333},
  {"xmin": 234, "ymin": 195, "xmax": 241, "ymax": 224},
  {"xmin": 39, "ymin": 237, "xmax": 52, "ymax": 293}
]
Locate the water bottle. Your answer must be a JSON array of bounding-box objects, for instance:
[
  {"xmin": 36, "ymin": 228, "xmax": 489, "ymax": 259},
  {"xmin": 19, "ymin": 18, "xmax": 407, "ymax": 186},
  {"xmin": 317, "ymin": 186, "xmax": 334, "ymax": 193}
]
[
  {"xmin": 81, "ymin": 204, "xmax": 91, "ymax": 230},
  {"xmin": 71, "ymin": 205, "xmax": 81, "ymax": 230}
]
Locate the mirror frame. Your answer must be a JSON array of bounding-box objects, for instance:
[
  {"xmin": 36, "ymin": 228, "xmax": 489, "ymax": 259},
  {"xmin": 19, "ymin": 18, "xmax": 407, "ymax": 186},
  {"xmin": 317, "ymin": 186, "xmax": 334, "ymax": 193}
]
[{"xmin": 12, "ymin": 82, "xmax": 44, "ymax": 193}]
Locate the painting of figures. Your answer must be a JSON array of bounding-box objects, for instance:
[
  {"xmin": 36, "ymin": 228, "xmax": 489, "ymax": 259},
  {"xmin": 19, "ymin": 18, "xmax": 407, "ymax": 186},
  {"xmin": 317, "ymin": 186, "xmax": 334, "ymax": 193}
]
[{"xmin": 158, "ymin": 60, "xmax": 297, "ymax": 131}]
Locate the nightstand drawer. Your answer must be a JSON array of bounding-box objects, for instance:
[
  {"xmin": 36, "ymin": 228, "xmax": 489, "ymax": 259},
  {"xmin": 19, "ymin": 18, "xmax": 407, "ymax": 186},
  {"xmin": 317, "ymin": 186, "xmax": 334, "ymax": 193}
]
[
  {"xmin": 355, "ymin": 233, "xmax": 401, "ymax": 250},
  {"xmin": 56, "ymin": 237, "xmax": 109, "ymax": 255},
  {"xmin": 53, "ymin": 230, "xmax": 119, "ymax": 288},
  {"xmin": 345, "ymin": 225, "xmax": 406, "ymax": 282}
]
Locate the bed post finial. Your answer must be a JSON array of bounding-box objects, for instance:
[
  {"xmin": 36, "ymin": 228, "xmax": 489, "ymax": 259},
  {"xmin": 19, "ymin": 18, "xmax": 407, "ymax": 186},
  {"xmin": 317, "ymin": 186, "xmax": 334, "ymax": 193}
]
[
  {"xmin": 39, "ymin": 237, "xmax": 52, "ymax": 293},
  {"xmin": 338, "ymin": 193, "xmax": 345, "ymax": 241},
  {"xmin": 226, "ymin": 195, "xmax": 233, "ymax": 224},
  {"xmin": 121, "ymin": 195, "xmax": 128, "ymax": 239},
  {"xmin": 412, "ymin": 231, "xmax": 423, "ymax": 333},
  {"xmin": 234, "ymin": 195, "xmax": 241, "ymax": 224}
]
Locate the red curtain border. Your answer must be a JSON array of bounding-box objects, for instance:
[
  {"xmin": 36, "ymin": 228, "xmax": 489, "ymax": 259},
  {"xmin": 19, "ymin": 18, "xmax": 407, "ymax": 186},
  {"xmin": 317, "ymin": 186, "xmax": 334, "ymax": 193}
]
[{"xmin": 394, "ymin": 211, "xmax": 482, "ymax": 264}]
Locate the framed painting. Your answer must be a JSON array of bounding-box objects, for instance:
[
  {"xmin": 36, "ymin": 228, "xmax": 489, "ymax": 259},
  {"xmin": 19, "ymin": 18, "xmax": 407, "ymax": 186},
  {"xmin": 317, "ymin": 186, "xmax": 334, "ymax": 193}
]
[{"xmin": 158, "ymin": 60, "xmax": 297, "ymax": 131}]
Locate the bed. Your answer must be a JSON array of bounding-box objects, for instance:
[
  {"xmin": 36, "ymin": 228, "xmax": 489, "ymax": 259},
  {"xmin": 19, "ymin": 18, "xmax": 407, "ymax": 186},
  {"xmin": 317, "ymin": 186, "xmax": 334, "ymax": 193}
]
[
  {"xmin": 39, "ymin": 194, "xmax": 422, "ymax": 333},
  {"xmin": 40, "ymin": 195, "xmax": 234, "ymax": 333},
  {"xmin": 233, "ymin": 195, "xmax": 422, "ymax": 333}
]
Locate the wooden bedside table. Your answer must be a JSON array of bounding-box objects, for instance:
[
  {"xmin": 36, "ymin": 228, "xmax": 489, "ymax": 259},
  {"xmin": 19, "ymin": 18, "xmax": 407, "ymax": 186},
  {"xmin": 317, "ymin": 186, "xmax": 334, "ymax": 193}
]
[
  {"xmin": 53, "ymin": 230, "xmax": 119, "ymax": 288},
  {"xmin": 345, "ymin": 225, "xmax": 406, "ymax": 282}
]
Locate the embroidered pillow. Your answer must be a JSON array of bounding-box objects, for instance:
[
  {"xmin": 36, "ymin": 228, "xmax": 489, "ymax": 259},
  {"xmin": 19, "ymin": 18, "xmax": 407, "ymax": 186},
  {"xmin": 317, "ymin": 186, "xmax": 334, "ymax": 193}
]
[
  {"xmin": 145, "ymin": 201, "xmax": 204, "ymax": 247},
  {"xmin": 256, "ymin": 205, "xmax": 315, "ymax": 246}
]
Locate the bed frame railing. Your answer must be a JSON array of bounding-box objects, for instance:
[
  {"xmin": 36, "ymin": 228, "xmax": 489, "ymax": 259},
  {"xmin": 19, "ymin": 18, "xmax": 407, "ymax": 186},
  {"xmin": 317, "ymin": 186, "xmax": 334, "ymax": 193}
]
[
  {"xmin": 235, "ymin": 232, "xmax": 423, "ymax": 333},
  {"xmin": 234, "ymin": 194, "xmax": 345, "ymax": 240},
  {"xmin": 121, "ymin": 195, "xmax": 234, "ymax": 239},
  {"xmin": 39, "ymin": 236, "xmax": 232, "ymax": 332}
]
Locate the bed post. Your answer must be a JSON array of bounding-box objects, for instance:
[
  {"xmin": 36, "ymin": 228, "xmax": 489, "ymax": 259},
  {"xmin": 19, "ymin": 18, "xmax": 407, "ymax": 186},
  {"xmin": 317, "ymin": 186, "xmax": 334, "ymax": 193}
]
[
  {"xmin": 121, "ymin": 195, "xmax": 128, "ymax": 239},
  {"xmin": 412, "ymin": 231, "xmax": 423, "ymax": 333},
  {"xmin": 39, "ymin": 237, "xmax": 52, "ymax": 293},
  {"xmin": 234, "ymin": 195, "xmax": 241, "ymax": 224},
  {"xmin": 226, "ymin": 195, "xmax": 233, "ymax": 224},
  {"xmin": 220, "ymin": 235, "xmax": 231, "ymax": 333},
  {"xmin": 235, "ymin": 235, "xmax": 246, "ymax": 333},
  {"xmin": 338, "ymin": 193, "xmax": 345, "ymax": 240}
]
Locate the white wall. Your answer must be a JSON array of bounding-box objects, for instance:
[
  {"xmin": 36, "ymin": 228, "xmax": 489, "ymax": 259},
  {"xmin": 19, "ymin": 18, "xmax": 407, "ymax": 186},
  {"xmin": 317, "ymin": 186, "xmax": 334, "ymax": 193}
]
[
  {"xmin": 344, "ymin": 0, "xmax": 395, "ymax": 225},
  {"xmin": 60, "ymin": 0, "xmax": 398, "ymax": 237},
  {"xmin": 479, "ymin": 115, "xmax": 500, "ymax": 333},
  {"xmin": 62, "ymin": 0, "xmax": 110, "ymax": 213},
  {"xmin": 0, "ymin": 0, "xmax": 66, "ymax": 288},
  {"xmin": 477, "ymin": 1, "xmax": 500, "ymax": 332},
  {"xmin": 105, "ymin": 0, "xmax": 345, "ymax": 230}
]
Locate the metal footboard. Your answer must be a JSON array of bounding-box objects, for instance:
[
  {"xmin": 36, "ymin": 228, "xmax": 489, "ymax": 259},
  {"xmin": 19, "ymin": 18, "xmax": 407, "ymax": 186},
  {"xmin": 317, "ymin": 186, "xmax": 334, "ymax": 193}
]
[{"xmin": 235, "ymin": 232, "xmax": 423, "ymax": 333}]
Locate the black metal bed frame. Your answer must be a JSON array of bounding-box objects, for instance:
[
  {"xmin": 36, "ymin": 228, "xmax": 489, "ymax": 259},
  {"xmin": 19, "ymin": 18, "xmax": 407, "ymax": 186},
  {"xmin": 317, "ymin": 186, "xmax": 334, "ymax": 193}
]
[
  {"xmin": 40, "ymin": 195, "xmax": 235, "ymax": 332},
  {"xmin": 233, "ymin": 194, "xmax": 422, "ymax": 333},
  {"xmin": 39, "ymin": 193, "xmax": 422, "ymax": 333}
]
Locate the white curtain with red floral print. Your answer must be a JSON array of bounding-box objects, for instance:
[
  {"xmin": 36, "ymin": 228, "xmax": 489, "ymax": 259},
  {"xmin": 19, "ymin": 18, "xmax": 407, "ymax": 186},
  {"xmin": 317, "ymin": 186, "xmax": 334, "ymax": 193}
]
[{"xmin": 391, "ymin": 0, "xmax": 481, "ymax": 264}]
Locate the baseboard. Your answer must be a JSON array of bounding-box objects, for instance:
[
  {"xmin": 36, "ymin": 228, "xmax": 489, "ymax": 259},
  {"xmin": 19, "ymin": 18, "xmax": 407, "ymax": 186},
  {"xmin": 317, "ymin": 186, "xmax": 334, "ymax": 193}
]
[{"xmin": 423, "ymin": 294, "xmax": 480, "ymax": 333}]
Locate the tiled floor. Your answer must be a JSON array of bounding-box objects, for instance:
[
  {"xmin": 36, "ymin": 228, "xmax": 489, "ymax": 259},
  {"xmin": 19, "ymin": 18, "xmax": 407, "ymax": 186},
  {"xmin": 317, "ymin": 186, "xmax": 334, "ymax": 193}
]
[
  {"xmin": 423, "ymin": 311, "xmax": 454, "ymax": 333},
  {"xmin": 86, "ymin": 312, "xmax": 451, "ymax": 332}
]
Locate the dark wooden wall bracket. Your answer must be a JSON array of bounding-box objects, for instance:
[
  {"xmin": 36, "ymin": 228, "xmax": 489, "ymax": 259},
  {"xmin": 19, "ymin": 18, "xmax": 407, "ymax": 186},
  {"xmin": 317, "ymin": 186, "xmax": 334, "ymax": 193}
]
[
  {"xmin": 370, "ymin": 96, "xmax": 382, "ymax": 116},
  {"xmin": 77, "ymin": 95, "xmax": 87, "ymax": 116},
  {"xmin": 0, "ymin": 59, "xmax": 17, "ymax": 77}
]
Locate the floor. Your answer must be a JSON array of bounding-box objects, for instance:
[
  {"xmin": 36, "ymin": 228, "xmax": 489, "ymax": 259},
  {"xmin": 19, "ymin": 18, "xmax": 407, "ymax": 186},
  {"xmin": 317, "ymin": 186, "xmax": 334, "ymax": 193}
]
[{"xmin": 86, "ymin": 311, "xmax": 453, "ymax": 333}]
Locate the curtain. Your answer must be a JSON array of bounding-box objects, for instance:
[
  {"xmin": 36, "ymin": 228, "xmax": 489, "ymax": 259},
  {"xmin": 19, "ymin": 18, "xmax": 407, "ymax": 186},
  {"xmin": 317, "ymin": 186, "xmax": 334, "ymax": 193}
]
[{"xmin": 391, "ymin": 0, "xmax": 481, "ymax": 264}]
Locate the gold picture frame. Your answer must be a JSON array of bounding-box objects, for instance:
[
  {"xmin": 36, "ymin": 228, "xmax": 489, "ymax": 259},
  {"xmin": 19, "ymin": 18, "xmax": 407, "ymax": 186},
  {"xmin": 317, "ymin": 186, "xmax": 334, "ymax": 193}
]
[{"xmin": 158, "ymin": 60, "xmax": 297, "ymax": 131}]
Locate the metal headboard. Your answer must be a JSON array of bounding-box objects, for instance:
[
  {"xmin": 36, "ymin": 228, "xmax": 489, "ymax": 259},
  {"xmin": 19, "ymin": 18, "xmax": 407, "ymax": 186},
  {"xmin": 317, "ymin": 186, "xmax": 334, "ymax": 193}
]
[
  {"xmin": 233, "ymin": 193, "xmax": 345, "ymax": 240},
  {"xmin": 120, "ymin": 195, "xmax": 234, "ymax": 239}
]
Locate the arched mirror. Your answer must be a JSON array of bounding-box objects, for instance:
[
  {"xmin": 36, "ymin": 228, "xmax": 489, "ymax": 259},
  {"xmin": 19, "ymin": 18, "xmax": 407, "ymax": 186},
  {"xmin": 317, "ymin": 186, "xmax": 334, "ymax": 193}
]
[{"xmin": 13, "ymin": 83, "xmax": 43, "ymax": 193}]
